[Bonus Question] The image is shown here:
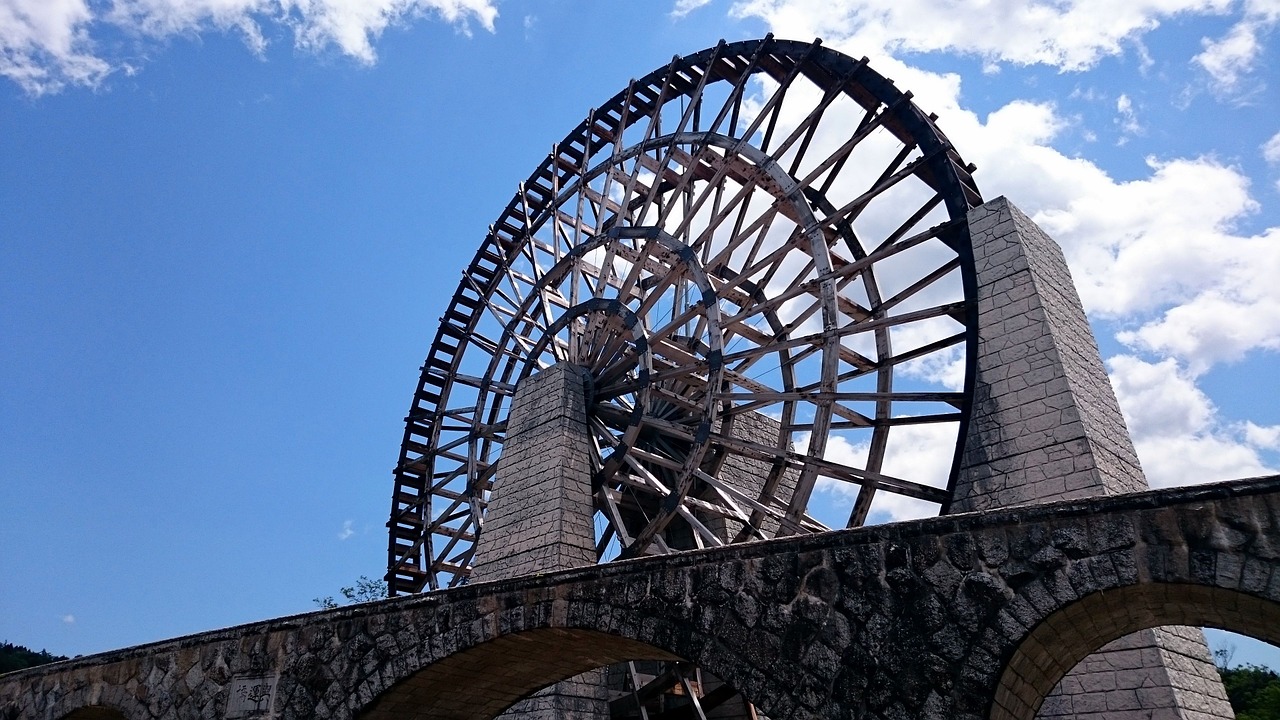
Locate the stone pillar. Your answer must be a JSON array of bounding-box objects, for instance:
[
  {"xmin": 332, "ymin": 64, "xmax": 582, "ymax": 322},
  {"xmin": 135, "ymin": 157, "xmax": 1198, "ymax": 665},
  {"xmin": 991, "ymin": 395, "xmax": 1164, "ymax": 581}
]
[
  {"xmin": 700, "ymin": 410, "xmax": 799, "ymax": 543},
  {"xmin": 952, "ymin": 197, "xmax": 1233, "ymax": 720},
  {"xmin": 473, "ymin": 362, "xmax": 597, "ymax": 579},
  {"xmin": 472, "ymin": 362, "xmax": 609, "ymax": 720},
  {"xmin": 954, "ymin": 197, "xmax": 1145, "ymax": 508}
]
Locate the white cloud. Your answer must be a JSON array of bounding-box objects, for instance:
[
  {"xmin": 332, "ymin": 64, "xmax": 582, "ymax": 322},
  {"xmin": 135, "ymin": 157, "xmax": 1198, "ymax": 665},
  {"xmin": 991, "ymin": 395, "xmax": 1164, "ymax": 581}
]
[
  {"xmin": 1193, "ymin": 0, "xmax": 1280, "ymax": 94},
  {"xmin": 1264, "ymin": 131, "xmax": 1280, "ymax": 164},
  {"xmin": 900, "ymin": 343, "xmax": 966, "ymax": 391},
  {"xmin": 1115, "ymin": 250, "xmax": 1280, "ymax": 374},
  {"xmin": 1107, "ymin": 355, "xmax": 1214, "ymax": 439},
  {"xmin": 1115, "ymin": 93, "xmax": 1142, "ymax": 136},
  {"xmin": 671, "ymin": 0, "xmax": 715, "ymax": 18},
  {"xmin": 1194, "ymin": 17, "xmax": 1263, "ymax": 91},
  {"xmin": 61, "ymin": 614, "xmax": 75, "ymax": 624},
  {"xmin": 111, "ymin": 0, "xmax": 498, "ymax": 62},
  {"xmin": 338, "ymin": 519, "xmax": 355, "ymax": 540},
  {"xmin": 1034, "ymin": 156, "xmax": 1256, "ymax": 313},
  {"xmin": 731, "ymin": 0, "xmax": 1238, "ymax": 72},
  {"xmin": 1, "ymin": 0, "xmax": 498, "ymax": 94},
  {"xmin": 1243, "ymin": 421, "xmax": 1280, "ymax": 450},
  {"xmin": 0, "ymin": 0, "xmax": 110, "ymax": 94},
  {"xmin": 1129, "ymin": 432, "xmax": 1273, "ymax": 487},
  {"xmin": 1108, "ymin": 355, "xmax": 1274, "ymax": 486}
]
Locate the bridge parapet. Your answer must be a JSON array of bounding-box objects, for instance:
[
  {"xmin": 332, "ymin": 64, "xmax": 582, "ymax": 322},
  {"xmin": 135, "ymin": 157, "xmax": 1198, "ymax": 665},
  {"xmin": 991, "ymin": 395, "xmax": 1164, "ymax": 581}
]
[{"xmin": 4, "ymin": 475, "xmax": 1279, "ymax": 720}]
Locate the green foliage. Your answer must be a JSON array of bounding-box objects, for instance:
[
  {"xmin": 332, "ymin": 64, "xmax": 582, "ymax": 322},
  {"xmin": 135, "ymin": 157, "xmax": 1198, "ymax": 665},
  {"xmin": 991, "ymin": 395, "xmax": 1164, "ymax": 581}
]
[
  {"xmin": 312, "ymin": 575, "xmax": 388, "ymax": 610},
  {"xmin": 1216, "ymin": 643, "xmax": 1280, "ymax": 720},
  {"xmin": 1220, "ymin": 664, "xmax": 1280, "ymax": 720},
  {"xmin": 0, "ymin": 641, "xmax": 68, "ymax": 674}
]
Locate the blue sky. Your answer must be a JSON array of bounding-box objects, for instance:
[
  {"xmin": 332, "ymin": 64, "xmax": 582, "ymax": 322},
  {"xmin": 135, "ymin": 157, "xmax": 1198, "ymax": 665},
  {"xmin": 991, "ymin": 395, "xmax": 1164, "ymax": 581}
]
[{"xmin": 3, "ymin": 0, "xmax": 1279, "ymax": 672}]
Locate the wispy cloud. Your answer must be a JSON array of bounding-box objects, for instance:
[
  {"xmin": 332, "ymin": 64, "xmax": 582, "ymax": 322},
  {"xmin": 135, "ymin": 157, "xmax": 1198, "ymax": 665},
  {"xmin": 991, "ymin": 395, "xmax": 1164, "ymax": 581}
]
[
  {"xmin": 0, "ymin": 0, "xmax": 110, "ymax": 95},
  {"xmin": 1264, "ymin": 131, "xmax": 1280, "ymax": 165},
  {"xmin": 61, "ymin": 614, "xmax": 75, "ymax": 624},
  {"xmin": 1192, "ymin": 0, "xmax": 1278, "ymax": 98},
  {"xmin": 1115, "ymin": 94, "xmax": 1142, "ymax": 137},
  {"xmin": 338, "ymin": 520, "xmax": 355, "ymax": 540},
  {"xmin": 0, "ymin": 0, "xmax": 499, "ymax": 95},
  {"xmin": 1243, "ymin": 421, "xmax": 1280, "ymax": 450},
  {"xmin": 1194, "ymin": 19, "xmax": 1262, "ymax": 92},
  {"xmin": 671, "ymin": 0, "xmax": 714, "ymax": 18},
  {"xmin": 736, "ymin": 0, "xmax": 1280, "ymax": 488},
  {"xmin": 732, "ymin": 0, "xmax": 1253, "ymax": 73}
]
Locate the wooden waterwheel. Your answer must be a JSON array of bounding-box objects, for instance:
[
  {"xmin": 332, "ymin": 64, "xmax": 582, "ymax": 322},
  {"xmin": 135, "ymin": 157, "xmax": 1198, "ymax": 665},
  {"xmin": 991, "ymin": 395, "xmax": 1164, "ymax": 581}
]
[{"xmin": 387, "ymin": 36, "xmax": 982, "ymax": 717}]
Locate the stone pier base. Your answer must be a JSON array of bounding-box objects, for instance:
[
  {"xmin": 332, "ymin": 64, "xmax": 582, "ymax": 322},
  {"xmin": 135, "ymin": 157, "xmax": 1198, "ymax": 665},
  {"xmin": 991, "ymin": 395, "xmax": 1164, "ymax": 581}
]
[
  {"xmin": 472, "ymin": 363, "xmax": 609, "ymax": 720},
  {"xmin": 953, "ymin": 197, "xmax": 1233, "ymax": 720}
]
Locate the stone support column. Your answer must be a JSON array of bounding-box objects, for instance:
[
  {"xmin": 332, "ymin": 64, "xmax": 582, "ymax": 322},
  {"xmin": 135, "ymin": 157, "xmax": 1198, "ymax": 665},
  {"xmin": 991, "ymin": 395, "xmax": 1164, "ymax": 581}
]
[
  {"xmin": 954, "ymin": 197, "xmax": 1145, "ymax": 508},
  {"xmin": 472, "ymin": 362, "xmax": 608, "ymax": 720},
  {"xmin": 953, "ymin": 197, "xmax": 1233, "ymax": 720}
]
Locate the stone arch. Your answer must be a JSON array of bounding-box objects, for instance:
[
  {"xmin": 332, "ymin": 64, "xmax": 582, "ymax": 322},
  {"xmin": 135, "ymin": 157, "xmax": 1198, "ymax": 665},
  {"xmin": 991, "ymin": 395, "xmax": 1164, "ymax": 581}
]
[
  {"xmin": 346, "ymin": 560, "xmax": 815, "ymax": 720},
  {"xmin": 991, "ymin": 583, "xmax": 1280, "ymax": 720},
  {"xmin": 18, "ymin": 678, "xmax": 144, "ymax": 720},
  {"xmin": 355, "ymin": 628, "xmax": 679, "ymax": 720},
  {"xmin": 260, "ymin": 555, "xmax": 819, "ymax": 720}
]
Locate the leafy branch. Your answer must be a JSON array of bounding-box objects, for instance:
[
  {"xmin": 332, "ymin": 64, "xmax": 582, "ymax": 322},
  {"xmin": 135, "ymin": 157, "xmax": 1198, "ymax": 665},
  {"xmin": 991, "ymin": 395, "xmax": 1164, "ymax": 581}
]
[{"xmin": 312, "ymin": 576, "xmax": 388, "ymax": 609}]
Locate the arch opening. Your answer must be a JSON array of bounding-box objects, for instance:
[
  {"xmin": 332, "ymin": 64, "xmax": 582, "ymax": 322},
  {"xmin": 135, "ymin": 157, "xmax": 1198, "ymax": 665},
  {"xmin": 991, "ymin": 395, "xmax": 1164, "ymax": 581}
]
[
  {"xmin": 601, "ymin": 660, "xmax": 756, "ymax": 720},
  {"xmin": 993, "ymin": 584, "xmax": 1280, "ymax": 720},
  {"xmin": 357, "ymin": 629, "xmax": 687, "ymax": 720}
]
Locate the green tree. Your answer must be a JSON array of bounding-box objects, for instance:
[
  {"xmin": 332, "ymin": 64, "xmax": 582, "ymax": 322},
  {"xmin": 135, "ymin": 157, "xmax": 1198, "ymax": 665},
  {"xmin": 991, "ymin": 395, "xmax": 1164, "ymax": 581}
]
[
  {"xmin": 312, "ymin": 575, "xmax": 387, "ymax": 609},
  {"xmin": 1215, "ymin": 643, "xmax": 1280, "ymax": 720},
  {"xmin": 1221, "ymin": 665, "xmax": 1280, "ymax": 720},
  {"xmin": 0, "ymin": 642, "xmax": 67, "ymax": 674}
]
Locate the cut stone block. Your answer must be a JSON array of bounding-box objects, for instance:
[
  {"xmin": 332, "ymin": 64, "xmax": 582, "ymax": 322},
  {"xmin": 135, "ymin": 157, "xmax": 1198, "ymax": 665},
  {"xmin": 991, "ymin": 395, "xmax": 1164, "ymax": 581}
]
[
  {"xmin": 953, "ymin": 197, "xmax": 1233, "ymax": 720},
  {"xmin": 954, "ymin": 197, "xmax": 1145, "ymax": 510},
  {"xmin": 472, "ymin": 362, "xmax": 608, "ymax": 720}
]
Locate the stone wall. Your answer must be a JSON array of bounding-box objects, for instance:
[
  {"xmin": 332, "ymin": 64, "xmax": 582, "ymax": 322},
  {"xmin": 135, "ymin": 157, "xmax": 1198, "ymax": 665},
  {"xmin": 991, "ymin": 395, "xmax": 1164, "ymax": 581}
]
[
  {"xmin": 472, "ymin": 362, "xmax": 597, "ymax": 579},
  {"xmin": 3, "ymin": 476, "xmax": 1278, "ymax": 720},
  {"xmin": 954, "ymin": 197, "xmax": 1145, "ymax": 509},
  {"xmin": 1037, "ymin": 627, "xmax": 1232, "ymax": 720},
  {"xmin": 702, "ymin": 410, "xmax": 798, "ymax": 543}
]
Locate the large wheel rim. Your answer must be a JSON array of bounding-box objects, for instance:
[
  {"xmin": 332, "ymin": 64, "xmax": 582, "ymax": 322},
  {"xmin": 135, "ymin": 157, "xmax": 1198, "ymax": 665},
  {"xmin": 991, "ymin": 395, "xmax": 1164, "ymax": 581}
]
[{"xmin": 389, "ymin": 36, "xmax": 983, "ymax": 594}]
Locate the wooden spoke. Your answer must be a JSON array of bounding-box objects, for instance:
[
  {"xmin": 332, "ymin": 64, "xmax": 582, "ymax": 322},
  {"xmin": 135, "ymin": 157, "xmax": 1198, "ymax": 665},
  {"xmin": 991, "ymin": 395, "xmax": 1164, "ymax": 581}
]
[
  {"xmin": 389, "ymin": 38, "xmax": 983, "ymax": 626},
  {"xmin": 382, "ymin": 43, "xmax": 989, "ymax": 717}
]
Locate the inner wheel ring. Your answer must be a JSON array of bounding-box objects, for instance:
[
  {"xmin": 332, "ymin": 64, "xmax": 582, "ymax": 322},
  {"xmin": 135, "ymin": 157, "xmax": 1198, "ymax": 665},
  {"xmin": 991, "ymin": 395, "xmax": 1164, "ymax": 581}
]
[
  {"xmin": 389, "ymin": 36, "xmax": 983, "ymax": 594},
  {"xmin": 495, "ymin": 225, "xmax": 729, "ymax": 559}
]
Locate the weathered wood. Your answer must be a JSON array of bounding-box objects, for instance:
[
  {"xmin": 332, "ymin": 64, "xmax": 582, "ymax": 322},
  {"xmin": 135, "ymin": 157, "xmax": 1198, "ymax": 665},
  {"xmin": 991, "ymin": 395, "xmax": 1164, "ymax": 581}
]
[{"xmin": 388, "ymin": 39, "xmax": 981, "ymax": 612}]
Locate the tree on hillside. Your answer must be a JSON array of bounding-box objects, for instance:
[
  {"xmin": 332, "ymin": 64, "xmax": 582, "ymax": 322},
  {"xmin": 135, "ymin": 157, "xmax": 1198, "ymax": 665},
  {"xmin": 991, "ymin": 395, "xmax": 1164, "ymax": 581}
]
[
  {"xmin": 1221, "ymin": 664, "xmax": 1280, "ymax": 720},
  {"xmin": 0, "ymin": 642, "xmax": 67, "ymax": 674}
]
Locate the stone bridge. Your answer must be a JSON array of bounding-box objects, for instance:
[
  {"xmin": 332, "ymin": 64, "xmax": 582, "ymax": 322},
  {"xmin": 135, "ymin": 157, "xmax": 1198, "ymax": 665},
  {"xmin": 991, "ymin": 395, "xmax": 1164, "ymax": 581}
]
[{"xmin": 5, "ymin": 475, "xmax": 1278, "ymax": 720}]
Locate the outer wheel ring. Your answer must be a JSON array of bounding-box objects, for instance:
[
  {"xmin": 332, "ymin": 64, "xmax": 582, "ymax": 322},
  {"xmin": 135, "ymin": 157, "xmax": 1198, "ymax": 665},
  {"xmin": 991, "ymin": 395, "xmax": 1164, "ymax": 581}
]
[{"xmin": 388, "ymin": 36, "xmax": 983, "ymax": 594}]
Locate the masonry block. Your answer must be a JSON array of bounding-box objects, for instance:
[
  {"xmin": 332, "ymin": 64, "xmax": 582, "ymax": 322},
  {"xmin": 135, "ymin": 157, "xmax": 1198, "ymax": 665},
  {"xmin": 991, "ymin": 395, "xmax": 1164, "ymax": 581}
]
[
  {"xmin": 702, "ymin": 411, "xmax": 799, "ymax": 543},
  {"xmin": 954, "ymin": 198, "xmax": 1144, "ymax": 510},
  {"xmin": 472, "ymin": 362, "xmax": 608, "ymax": 720},
  {"xmin": 953, "ymin": 197, "xmax": 1233, "ymax": 720}
]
